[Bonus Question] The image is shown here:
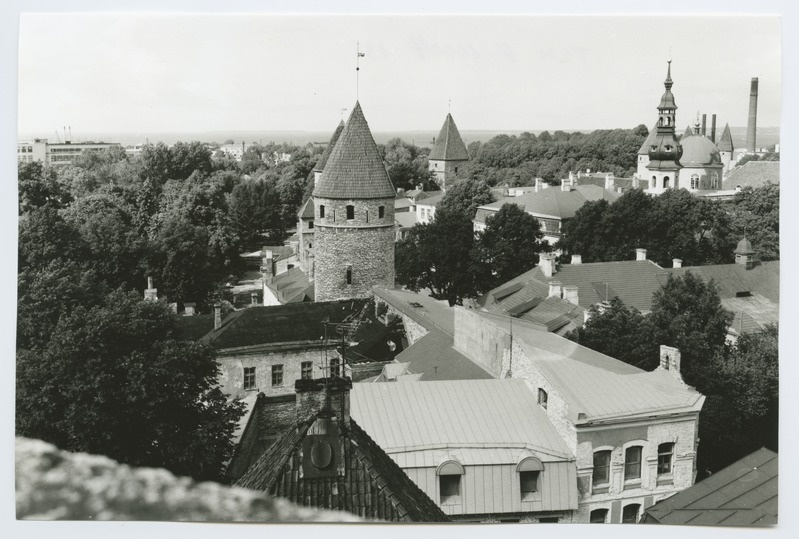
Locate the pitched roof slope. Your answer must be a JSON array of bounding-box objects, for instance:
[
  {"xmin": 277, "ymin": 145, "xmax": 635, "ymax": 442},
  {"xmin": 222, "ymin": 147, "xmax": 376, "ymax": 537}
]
[
  {"xmin": 722, "ymin": 161, "xmax": 780, "ymax": 190},
  {"xmin": 643, "ymin": 448, "xmax": 777, "ymax": 526},
  {"xmin": 235, "ymin": 414, "xmax": 449, "ymax": 522},
  {"xmin": 637, "ymin": 124, "xmax": 658, "ymax": 155},
  {"xmin": 351, "ymin": 379, "xmax": 573, "ymax": 460},
  {"xmin": 717, "ymin": 123, "xmax": 734, "ymax": 152},
  {"xmin": 429, "ymin": 113, "xmax": 470, "ymax": 161},
  {"xmin": 313, "ymin": 102, "xmax": 395, "ymax": 199},
  {"xmin": 475, "ymin": 185, "xmax": 620, "ymax": 222},
  {"xmin": 297, "ymin": 197, "xmax": 314, "ymax": 219},
  {"xmin": 312, "ymin": 120, "xmax": 345, "ymax": 172}
]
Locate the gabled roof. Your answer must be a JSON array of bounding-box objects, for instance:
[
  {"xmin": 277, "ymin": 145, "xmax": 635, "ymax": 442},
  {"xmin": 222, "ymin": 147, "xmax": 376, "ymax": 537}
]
[
  {"xmin": 312, "ymin": 120, "xmax": 345, "ymax": 172},
  {"xmin": 722, "ymin": 161, "xmax": 780, "ymax": 190},
  {"xmin": 637, "ymin": 124, "xmax": 658, "ymax": 155},
  {"xmin": 664, "ymin": 261, "xmax": 779, "ymax": 303},
  {"xmin": 470, "ymin": 310, "xmax": 705, "ymax": 424},
  {"xmin": 415, "ymin": 192, "xmax": 445, "ymax": 208},
  {"xmin": 643, "ymin": 448, "xmax": 777, "ymax": 526},
  {"xmin": 717, "ymin": 123, "xmax": 734, "ymax": 152},
  {"xmin": 429, "ymin": 113, "xmax": 470, "ymax": 161},
  {"xmin": 297, "ymin": 197, "xmax": 314, "ymax": 219},
  {"xmin": 474, "ymin": 184, "xmax": 620, "ymax": 222},
  {"xmin": 312, "ymin": 103, "xmax": 395, "ymax": 199},
  {"xmin": 235, "ymin": 412, "xmax": 449, "ymax": 522},
  {"xmin": 351, "ymin": 379, "xmax": 574, "ymax": 461}
]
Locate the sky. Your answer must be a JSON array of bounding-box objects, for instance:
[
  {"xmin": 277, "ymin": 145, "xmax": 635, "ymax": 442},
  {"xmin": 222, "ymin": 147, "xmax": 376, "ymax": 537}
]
[{"xmin": 17, "ymin": 14, "xmax": 781, "ymax": 135}]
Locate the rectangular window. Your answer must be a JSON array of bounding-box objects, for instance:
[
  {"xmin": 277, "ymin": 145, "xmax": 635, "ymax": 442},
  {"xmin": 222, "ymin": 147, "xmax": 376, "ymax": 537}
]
[
  {"xmin": 301, "ymin": 361, "xmax": 313, "ymax": 380},
  {"xmin": 592, "ymin": 450, "xmax": 611, "ymax": 488},
  {"xmin": 657, "ymin": 443, "xmax": 675, "ymax": 475},
  {"xmin": 319, "ymin": 205, "xmax": 325, "ymax": 218},
  {"xmin": 243, "ymin": 367, "xmax": 256, "ymax": 390},
  {"xmin": 271, "ymin": 364, "xmax": 283, "ymax": 386},
  {"xmin": 520, "ymin": 471, "xmax": 539, "ymax": 500},
  {"xmin": 330, "ymin": 357, "xmax": 341, "ymax": 378},
  {"xmin": 439, "ymin": 475, "xmax": 461, "ymax": 505},
  {"xmin": 624, "ymin": 446, "xmax": 642, "ymax": 482},
  {"xmin": 378, "ymin": 206, "xmax": 385, "ymax": 218},
  {"xmin": 346, "ymin": 205, "xmax": 355, "ymax": 220},
  {"xmin": 346, "ymin": 266, "xmax": 352, "ymax": 285},
  {"xmin": 308, "ymin": 220, "xmax": 314, "ymax": 229}
]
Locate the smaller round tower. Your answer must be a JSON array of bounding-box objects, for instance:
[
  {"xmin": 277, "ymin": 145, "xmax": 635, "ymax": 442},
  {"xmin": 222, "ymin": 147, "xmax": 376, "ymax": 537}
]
[{"xmin": 428, "ymin": 113, "xmax": 470, "ymax": 191}]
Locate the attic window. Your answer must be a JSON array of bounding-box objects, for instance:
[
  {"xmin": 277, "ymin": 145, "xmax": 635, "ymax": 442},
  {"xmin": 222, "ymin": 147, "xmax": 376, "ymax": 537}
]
[
  {"xmin": 520, "ymin": 471, "xmax": 539, "ymax": 500},
  {"xmin": 437, "ymin": 460, "xmax": 464, "ymax": 506},
  {"xmin": 408, "ymin": 302, "xmax": 424, "ymax": 309}
]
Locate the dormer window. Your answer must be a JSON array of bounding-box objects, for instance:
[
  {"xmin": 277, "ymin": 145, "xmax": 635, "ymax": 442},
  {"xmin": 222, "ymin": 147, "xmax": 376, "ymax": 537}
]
[
  {"xmin": 517, "ymin": 457, "xmax": 544, "ymax": 502},
  {"xmin": 665, "ymin": 145, "xmax": 672, "ymax": 152},
  {"xmin": 437, "ymin": 461, "xmax": 464, "ymax": 505}
]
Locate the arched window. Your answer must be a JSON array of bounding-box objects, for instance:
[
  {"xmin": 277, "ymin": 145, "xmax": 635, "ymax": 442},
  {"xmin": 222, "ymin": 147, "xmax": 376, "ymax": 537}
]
[
  {"xmin": 663, "ymin": 176, "xmax": 670, "ymax": 189},
  {"xmin": 592, "ymin": 450, "xmax": 611, "ymax": 492},
  {"xmin": 319, "ymin": 205, "xmax": 325, "ymax": 218},
  {"xmin": 537, "ymin": 388, "xmax": 548, "ymax": 410},
  {"xmin": 437, "ymin": 461, "xmax": 464, "ymax": 505},
  {"xmin": 624, "ymin": 446, "xmax": 643, "ymax": 482},
  {"xmin": 622, "ymin": 503, "xmax": 641, "ymax": 524},
  {"xmin": 710, "ymin": 172, "xmax": 719, "ymax": 189},
  {"xmin": 690, "ymin": 174, "xmax": 700, "ymax": 190},
  {"xmin": 517, "ymin": 457, "xmax": 544, "ymax": 501},
  {"xmin": 346, "ymin": 205, "xmax": 355, "ymax": 220},
  {"xmin": 590, "ymin": 509, "xmax": 608, "ymax": 523}
]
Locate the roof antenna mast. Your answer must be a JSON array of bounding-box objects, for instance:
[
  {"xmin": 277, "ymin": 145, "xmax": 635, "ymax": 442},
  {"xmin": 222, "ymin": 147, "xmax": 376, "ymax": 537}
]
[{"xmin": 356, "ymin": 41, "xmax": 365, "ymax": 101}]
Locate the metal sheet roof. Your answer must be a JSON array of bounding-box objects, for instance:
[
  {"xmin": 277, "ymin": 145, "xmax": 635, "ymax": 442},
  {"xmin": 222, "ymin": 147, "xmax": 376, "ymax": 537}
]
[
  {"xmin": 350, "ymin": 379, "xmax": 574, "ymax": 461},
  {"xmin": 643, "ymin": 448, "xmax": 777, "ymax": 526}
]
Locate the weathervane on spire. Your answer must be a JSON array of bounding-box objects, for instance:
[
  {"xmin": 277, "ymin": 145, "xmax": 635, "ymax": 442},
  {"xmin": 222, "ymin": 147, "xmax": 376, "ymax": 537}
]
[{"xmin": 356, "ymin": 41, "xmax": 365, "ymax": 100}]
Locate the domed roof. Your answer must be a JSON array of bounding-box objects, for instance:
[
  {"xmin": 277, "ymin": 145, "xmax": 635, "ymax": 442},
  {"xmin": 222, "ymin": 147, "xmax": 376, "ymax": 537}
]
[
  {"xmin": 679, "ymin": 135, "xmax": 722, "ymax": 167},
  {"xmin": 735, "ymin": 237, "xmax": 754, "ymax": 255}
]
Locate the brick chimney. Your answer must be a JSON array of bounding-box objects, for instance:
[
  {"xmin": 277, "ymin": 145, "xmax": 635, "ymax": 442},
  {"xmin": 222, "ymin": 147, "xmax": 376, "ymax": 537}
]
[
  {"xmin": 184, "ymin": 302, "xmax": 196, "ymax": 316},
  {"xmin": 144, "ymin": 276, "xmax": 158, "ymax": 302},
  {"xmin": 214, "ymin": 303, "xmax": 222, "ymax": 330},
  {"xmin": 539, "ymin": 253, "xmax": 557, "ymax": 277},
  {"xmin": 673, "ymin": 258, "xmax": 682, "ymax": 268},
  {"xmin": 571, "ymin": 254, "xmax": 582, "ymax": 265},
  {"xmin": 295, "ymin": 377, "xmax": 352, "ymax": 426},
  {"xmin": 746, "ymin": 78, "xmax": 759, "ymax": 151},
  {"xmin": 711, "ymin": 114, "xmax": 717, "ymax": 143},
  {"xmin": 635, "ymin": 248, "xmax": 647, "ymax": 261},
  {"xmin": 659, "ymin": 345, "xmax": 683, "ymax": 382},
  {"xmin": 534, "ymin": 178, "xmax": 542, "ymax": 193},
  {"xmin": 562, "ymin": 285, "xmax": 579, "ymax": 306},
  {"xmin": 548, "ymin": 280, "xmax": 563, "ymax": 298}
]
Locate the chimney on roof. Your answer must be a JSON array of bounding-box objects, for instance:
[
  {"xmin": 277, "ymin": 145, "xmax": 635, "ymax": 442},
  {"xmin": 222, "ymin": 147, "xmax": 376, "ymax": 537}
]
[
  {"xmin": 548, "ymin": 280, "xmax": 563, "ymax": 298},
  {"xmin": 539, "ymin": 253, "xmax": 557, "ymax": 277},
  {"xmin": 295, "ymin": 377, "xmax": 352, "ymax": 427},
  {"xmin": 184, "ymin": 302, "xmax": 196, "ymax": 316},
  {"xmin": 535, "ymin": 178, "xmax": 542, "ymax": 193},
  {"xmin": 251, "ymin": 291, "xmax": 258, "ymax": 306},
  {"xmin": 144, "ymin": 276, "xmax": 158, "ymax": 302},
  {"xmin": 711, "ymin": 114, "xmax": 717, "ymax": 142},
  {"xmin": 701, "ymin": 114, "xmax": 707, "ymax": 136},
  {"xmin": 673, "ymin": 258, "xmax": 682, "ymax": 268},
  {"xmin": 659, "ymin": 345, "xmax": 684, "ymax": 382},
  {"xmin": 635, "ymin": 248, "xmax": 648, "ymax": 261},
  {"xmin": 571, "ymin": 254, "xmax": 582, "ymax": 265},
  {"xmin": 168, "ymin": 302, "xmax": 178, "ymax": 314},
  {"xmin": 562, "ymin": 285, "xmax": 579, "ymax": 306},
  {"xmin": 214, "ymin": 304, "xmax": 222, "ymax": 330},
  {"xmin": 604, "ymin": 174, "xmax": 615, "ymax": 191}
]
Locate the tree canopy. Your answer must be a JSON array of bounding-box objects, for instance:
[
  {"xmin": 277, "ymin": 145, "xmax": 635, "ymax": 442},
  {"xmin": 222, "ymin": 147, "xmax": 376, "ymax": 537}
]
[{"xmin": 436, "ymin": 178, "xmax": 495, "ymax": 220}]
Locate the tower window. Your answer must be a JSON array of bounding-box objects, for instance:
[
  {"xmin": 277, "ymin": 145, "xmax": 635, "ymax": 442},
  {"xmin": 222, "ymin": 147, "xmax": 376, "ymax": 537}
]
[
  {"xmin": 346, "ymin": 205, "xmax": 355, "ymax": 220},
  {"xmin": 454, "ymin": 166, "xmax": 459, "ymax": 173},
  {"xmin": 537, "ymin": 388, "xmax": 548, "ymax": 410},
  {"xmin": 319, "ymin": 205, "xmax": 325, "ymax": 218},
  {"xmin": 243, "ymin": 367, "xmax": 256, "ymax": 390},
  {"xmin": 378, "ymin": 206, "xmax": 385, "ymax": 218},
  {"xmin": 710, "ymin": 172, "xmax": 719, "ymax": 189},
  {"xmin": 308, "ymin": 221, "xmax": 314, "ymax": 229},
  {"xmin": 308, "ymin": 243, "xmax": 312, "ymax": 249},
  {"xmin": 663, "ymin": 176, "xmax": 670, "ymax": 189},
  {"xmin": 346, "ymin": 266, "xmax": 352, "ymax": 285}
]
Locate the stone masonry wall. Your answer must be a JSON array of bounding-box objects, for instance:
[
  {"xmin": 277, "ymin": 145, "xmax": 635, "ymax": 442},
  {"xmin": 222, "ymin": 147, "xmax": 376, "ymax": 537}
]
[
  {"xmin": 218, "ymin": 347, "xmax": 335, "ymax": 397},
  {"xmin": 314, "ymin": 197, "xmax": 395, "ymax": 302}
]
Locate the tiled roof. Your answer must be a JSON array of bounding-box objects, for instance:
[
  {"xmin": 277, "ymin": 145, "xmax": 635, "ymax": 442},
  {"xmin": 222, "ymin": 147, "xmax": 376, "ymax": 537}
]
[
  {"xmin": 175, "ymin": 314, "xmax": 215, "ymax": 341},
  {"xmin": 643, "ymin": 448, "xmax": 777, "ymax": 526},
  {"xmin": 201, "ymin": 299, "xmax": 387, "ymax": 355},
  {"xmin": 483, "ymin": 260, "xmax": 666, "ymax": 312},
  {"xmin": 235, "ymin": 412, "xmax": 449, "ymax": 522},
  {"xmin": 472, "ymin": 310, "xmax": 705, "ymax": 423},
  {"xmin": 717, "ymin": 123, "xmax": 734, "ymax": 152},
  {"xmin": 637, "ymin": 124, "xmax": 658, "ymax": 155},
  {"xmin": 722, "ymin": 161, "xmax": 780, "ymax": 190},
  {"xmin": 351, "ymin": 379, "xmax": 574, "ymax": 460},
  {"xmin": 664, "ymin": 261, "xmax": 779, "ymax": 302},
  {"xmin": 475, "ymin": 184, "xmax": 620, "ymax": 222},
  {"xmin": 313, "ymin": 102, "xmax": 395, "ymax": 200},
  {"xmin": 297, "ymin": 197, "xmax": 314, "ymax": 219},
  {"xmin": 312, "ymin": 120, "xmax": 345, "ymax": 172},
  {"xmin": 265, "ymin": 266, "xmax": 314, "ymax": 304},
  {"xmin": 429, "ymin": 113, "xmax": 470, "ymax": 161}
]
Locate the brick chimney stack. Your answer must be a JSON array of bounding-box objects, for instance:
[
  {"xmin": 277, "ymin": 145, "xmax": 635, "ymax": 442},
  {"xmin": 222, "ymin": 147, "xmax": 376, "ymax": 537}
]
[
  {"xmin": 144, "ymin": 276, "xmax": 158, "ymax": 302},
  {"xmin": 746, "ymin": 78, "xmax": 759, "ymax": 151},
  {"xmin": 539, "ymin": 253, "xmax": 557, "ymax": 277},
  {"xmin": 673, "ymin": 258, "xmax": 683, "ymax": 268},
  {"xmin": 562, "ymin": 285, "xmax": 579, "ymax": 306},
  {"xmin": 711, "ymin": 114, "xmax": 717, "ymax": 143},
  {"xmin": 701, "ymin": 114, "xmax": 707, "ymax": 137},
  {"xmin": 635, "ymin": 248, "xmax": 648, "ymax": 261}
]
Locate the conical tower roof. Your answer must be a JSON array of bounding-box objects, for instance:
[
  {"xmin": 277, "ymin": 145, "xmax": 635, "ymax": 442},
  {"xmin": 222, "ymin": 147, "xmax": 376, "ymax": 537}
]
[
  {"xmin": 637, "ymin": 124, "xmax": 658, "ymax": 155},
  {"xmin": 717, "ymin": 123, "xmax": 734, "ymax": 152},
  {"xmin": 313, "ymin": 102, "xmax": 395, "ymax": 200},
  {"xmin": 429, "ymin": 113, "xmax": 470, "ymax": 161},
  {"xmin": 682, "ymin": 125, "xmax": 694, "ymax": 139},
  {"xmin": 313, "ymin": 119, "xmax": 346, "ymax": 172}
]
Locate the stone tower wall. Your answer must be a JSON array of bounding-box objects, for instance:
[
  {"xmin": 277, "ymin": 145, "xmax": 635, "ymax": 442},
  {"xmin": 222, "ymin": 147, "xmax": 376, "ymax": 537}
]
[{"xmin": 314, "ymin": 196, "xmax": 395, "ymax": 302}]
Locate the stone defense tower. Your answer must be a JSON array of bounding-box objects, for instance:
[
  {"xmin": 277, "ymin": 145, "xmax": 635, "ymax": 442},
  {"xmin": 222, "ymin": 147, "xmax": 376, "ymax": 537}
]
[
  {"xmin": 646, "ymin": 60, "xmax": 683, "ymax": 191},
  {"xmin": 312, "ymin": 102, "xmax": 396, "ymax": 302},
  {"xmin": 428, "ymin": 113, "xmax": 470, "ymax": 190}
]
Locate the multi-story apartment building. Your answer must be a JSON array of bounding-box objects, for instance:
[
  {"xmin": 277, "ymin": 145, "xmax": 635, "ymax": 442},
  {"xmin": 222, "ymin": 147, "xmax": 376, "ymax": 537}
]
[{"xmin": 17, "ymin": 138, "xmax": 122, "ymax": 166}]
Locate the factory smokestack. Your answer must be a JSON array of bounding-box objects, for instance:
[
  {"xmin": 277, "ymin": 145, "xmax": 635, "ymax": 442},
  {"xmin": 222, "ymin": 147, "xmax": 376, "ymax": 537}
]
[
  {"xmin": 711, "ymin": 114, "xmax": 717, "ymax": 142},
  {"xmin": 701, "ymin": 114, "xmax": 707, "ymax": 136},
  {"xmin": 746, "ymin": 77, "xmax": 759, "ymax": 152}
]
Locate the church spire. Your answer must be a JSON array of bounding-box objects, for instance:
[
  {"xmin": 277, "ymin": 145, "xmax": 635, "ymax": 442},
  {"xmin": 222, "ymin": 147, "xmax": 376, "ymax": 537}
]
[{"xmin": 664, "ymin": 59, "xmax": 673, "ymax": 89}]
